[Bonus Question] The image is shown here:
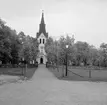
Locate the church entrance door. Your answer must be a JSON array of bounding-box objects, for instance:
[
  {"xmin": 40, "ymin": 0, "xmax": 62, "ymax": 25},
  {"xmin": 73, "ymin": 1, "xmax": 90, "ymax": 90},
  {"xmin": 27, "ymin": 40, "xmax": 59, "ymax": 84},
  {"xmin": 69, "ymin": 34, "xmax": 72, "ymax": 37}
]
[{"xmin": 40, "ymin": 57, "xmax": 43, "ymax": 64}]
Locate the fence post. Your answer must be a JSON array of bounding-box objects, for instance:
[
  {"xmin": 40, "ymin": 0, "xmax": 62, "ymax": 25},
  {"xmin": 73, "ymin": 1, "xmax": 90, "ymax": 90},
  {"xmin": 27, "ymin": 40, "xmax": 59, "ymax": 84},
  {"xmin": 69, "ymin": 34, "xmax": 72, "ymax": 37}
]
[
  {"xmin": 22, "ymin": 64, "xmax": 24, "ymax": 76},
  {"xmin": 25, "ymin": 64, "xmax": 27, "ymax": 77},
  {"xmin": 62, "ymin": 65, "xmax": 64, "ymax": 77},
  {"xmin": 89, "ymin": 68, "xmax": 91, "ymax": 78}
]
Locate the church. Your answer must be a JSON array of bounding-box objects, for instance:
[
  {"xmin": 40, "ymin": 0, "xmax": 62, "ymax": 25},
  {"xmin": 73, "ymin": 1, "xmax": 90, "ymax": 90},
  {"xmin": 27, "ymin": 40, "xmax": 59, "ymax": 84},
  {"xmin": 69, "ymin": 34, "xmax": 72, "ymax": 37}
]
[
  {"xmin": 36, "ymin": 11, "xmax": 75, "ymax": 65},
  {"xmin": 36, "ymin": 11, "xmax": 48, "ymax": 64}
]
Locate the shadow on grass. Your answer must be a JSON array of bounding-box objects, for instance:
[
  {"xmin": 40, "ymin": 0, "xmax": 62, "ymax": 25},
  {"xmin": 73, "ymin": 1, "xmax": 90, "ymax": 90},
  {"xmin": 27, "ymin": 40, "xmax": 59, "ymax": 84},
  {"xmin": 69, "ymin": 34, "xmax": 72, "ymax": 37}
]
[
  {"xmin": 0, "ymin": 67, "xmax": 38, "ymax": 85},
  {"xmin": 48, "ymin": 67, "xmax": 107, "ymax": 82},
  {"xmin": 25, "ymin": 68, "xmax": 37, "ymax": 80},
  {"xmin": 60, "ymin": 76, "xmax": 107, "ymax": 83}
]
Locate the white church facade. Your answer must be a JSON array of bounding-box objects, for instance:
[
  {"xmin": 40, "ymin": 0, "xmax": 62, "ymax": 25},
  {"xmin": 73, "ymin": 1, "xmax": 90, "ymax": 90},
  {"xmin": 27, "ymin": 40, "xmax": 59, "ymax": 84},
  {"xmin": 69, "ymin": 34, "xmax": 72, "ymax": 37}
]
[{"xmin": 36, "ymin": 11, "xmax": 48, "ymax": 64}]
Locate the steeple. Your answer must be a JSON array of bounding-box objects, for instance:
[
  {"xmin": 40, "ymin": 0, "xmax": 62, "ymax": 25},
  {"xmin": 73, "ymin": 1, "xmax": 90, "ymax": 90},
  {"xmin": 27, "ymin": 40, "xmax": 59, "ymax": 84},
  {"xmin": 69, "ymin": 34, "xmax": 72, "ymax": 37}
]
[
  {"xmin": 37, "ymin": 10, "xmax": 48, "ymax": 38},
  {"xmin": 40, "ymin": 10, "xmax": 45, "ymax": 24},
  {"xmin": 39, "ymin": 10, "xmax": 46, "ymax": 34}
]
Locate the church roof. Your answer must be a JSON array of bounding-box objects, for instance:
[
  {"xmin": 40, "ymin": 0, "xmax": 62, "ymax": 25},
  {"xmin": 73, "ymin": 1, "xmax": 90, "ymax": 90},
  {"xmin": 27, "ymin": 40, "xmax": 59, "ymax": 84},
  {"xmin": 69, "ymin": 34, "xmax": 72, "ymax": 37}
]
[{"xmin": 36, "ymin": 11, "xmax": 48, "ymax": 38}]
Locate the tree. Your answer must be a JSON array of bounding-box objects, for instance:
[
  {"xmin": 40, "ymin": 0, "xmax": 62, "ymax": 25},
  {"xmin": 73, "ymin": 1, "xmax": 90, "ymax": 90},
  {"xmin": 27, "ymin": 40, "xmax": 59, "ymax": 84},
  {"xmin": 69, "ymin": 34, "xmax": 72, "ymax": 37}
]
[
  {"xmin": 18, "ymin": 32, "xmax": 38, "ymax": 63},
  {"xmin": 45, "ymin": 37, "xmax": 55, "ymax": 64},
  {"xmin": 45, "ymin": 35, "xmax": 75, "ymax": 65},
  {"xmin": 0, "ymin": 18, "xmax": 6, "ymax": 28},
  {"xmin": 99, "ymin": 43, "xmax": 107, "ymax": 67},
  {"xmin": 0, "ymin": 25, "xmax": 13, "ymax": 64},
  {"xmin": 74, "ymin": 41, "xmax": 90, "ymax": 66}
]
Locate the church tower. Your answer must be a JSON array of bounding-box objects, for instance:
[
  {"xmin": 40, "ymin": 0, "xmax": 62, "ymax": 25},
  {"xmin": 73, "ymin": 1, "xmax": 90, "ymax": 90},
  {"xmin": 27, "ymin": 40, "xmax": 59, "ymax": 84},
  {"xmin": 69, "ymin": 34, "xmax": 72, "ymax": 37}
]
[{"xmin": 36, "ymin": 11, "xmax": 48, "ymax": 64}]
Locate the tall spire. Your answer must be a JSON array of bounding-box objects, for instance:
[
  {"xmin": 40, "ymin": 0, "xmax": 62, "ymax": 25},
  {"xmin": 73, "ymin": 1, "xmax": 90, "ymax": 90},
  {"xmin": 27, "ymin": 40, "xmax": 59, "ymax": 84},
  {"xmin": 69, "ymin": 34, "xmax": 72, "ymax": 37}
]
[
  {"xmin": 41, "ymin": 10, "xmax": 45, "ymax": 24},
  {"xmin": 36, "ymin": 10, "xmax": 48, "ymax": 38},
  {"xmin": 39, "ymin": 10, "xmax": 46, "ymax": 34}
]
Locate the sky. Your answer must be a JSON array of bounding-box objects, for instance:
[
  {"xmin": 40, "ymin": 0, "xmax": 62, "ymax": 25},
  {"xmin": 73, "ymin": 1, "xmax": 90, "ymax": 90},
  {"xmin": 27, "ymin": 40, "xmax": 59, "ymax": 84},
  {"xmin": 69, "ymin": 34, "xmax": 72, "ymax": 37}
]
[{"xmin": 0, "ymin": 0, "xmax": 107, "ymax": 47}]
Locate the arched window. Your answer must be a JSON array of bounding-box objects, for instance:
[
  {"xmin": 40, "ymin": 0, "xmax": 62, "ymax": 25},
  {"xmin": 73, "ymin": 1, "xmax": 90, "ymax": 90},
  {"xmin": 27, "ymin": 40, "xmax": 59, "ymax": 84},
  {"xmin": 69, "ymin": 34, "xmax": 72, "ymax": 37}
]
[
  {"xmin": 40, "ymin": 39, "xmax": 41, "ymax": 44},
  {"xmin": 43, "ymin": 39, "xmax": 45, "ymax": 44}
]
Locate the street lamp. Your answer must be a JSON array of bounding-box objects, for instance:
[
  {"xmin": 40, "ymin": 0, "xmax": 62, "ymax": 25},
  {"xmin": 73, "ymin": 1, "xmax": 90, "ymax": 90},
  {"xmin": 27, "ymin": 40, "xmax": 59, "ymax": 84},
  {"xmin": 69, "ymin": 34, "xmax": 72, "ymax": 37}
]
[{"xmin": 65, "ymin": 44, "xmax": 69, "ymax": 76}]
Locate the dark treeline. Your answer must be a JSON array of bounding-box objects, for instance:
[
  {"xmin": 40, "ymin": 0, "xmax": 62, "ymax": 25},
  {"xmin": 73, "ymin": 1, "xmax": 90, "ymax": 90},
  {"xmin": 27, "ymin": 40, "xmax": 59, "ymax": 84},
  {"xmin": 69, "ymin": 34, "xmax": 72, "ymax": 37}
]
[
  {"xmin": 0, "ymin": 18, "xmax": 38, "ymax": 66},
  {"xmin": 1, "ymin": 18, "xmax": 107, "ymax": 67},
  {"xmin": 45, "ymin": 36, "xmax": 107, "ymax": 67}
]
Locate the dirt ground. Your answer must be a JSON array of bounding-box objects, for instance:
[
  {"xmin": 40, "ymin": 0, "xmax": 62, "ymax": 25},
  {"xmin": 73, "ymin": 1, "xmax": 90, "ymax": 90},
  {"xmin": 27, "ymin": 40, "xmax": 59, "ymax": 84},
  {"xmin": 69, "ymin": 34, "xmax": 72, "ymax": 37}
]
[{"xmin": 0, "ymin": 65, "xmax": 107, "ymax": 105}]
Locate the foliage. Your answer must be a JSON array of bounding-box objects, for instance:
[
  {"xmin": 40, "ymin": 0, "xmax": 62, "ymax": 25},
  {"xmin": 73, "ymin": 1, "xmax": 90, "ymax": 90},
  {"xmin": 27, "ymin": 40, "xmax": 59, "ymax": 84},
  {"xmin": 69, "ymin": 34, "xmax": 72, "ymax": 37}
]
[
  {"xmin": 45, "ymin": 35, "xmax": 107, "ymax": 67},
  {"xmin": 0, "ymin": 18, "xmax": 38, "ymax": 65},
  {"xmin": 1, "ymin": 17, "xmax": 107, "ymax": 67}
]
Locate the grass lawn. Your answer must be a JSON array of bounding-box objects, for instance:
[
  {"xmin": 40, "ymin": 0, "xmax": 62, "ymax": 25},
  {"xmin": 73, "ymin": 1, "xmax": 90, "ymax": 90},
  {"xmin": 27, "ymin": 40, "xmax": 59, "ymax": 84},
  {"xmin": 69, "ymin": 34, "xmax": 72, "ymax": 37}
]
[
  {"xmin": 0, "ymin": 67, "xmax": 37, "ymax": 80},
  {"xmin": 0, "ymin": 68, "xmax": 23, "ymax": 75},
  {"xmin": 48, "ymin": 66, "xmax": 107, "ymax": 82}
]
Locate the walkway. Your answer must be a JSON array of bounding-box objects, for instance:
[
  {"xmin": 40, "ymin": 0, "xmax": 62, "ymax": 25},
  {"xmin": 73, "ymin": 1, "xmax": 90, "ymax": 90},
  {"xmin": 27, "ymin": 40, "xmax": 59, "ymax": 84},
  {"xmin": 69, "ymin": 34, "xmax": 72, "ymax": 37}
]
[{"xmin": 0, "ymin": 65, "xmax": 107, "ymax": 105}]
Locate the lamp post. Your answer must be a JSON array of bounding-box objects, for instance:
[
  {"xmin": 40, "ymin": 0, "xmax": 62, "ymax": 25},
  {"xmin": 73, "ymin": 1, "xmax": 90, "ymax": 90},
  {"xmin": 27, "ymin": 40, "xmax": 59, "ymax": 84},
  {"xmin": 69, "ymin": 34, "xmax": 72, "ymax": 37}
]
[{"xmin": 65, "ymin": 44, "xmax": 69, "ymax": 76}]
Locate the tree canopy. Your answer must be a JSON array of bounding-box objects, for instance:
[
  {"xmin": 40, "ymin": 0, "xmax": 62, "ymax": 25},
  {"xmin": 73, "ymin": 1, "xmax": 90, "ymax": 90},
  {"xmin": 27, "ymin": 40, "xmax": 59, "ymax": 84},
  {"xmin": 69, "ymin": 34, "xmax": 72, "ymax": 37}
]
[
  {"xmin": 0, "ymin": 18, "xmax": 38, "ymax": 65},
  {"xmin": 1, "ymin": 18, "xmax": 107, "ymax": 67},
  {"xmin": 45, "ymin": 35, "xmax": 107, "ymax": 67}
]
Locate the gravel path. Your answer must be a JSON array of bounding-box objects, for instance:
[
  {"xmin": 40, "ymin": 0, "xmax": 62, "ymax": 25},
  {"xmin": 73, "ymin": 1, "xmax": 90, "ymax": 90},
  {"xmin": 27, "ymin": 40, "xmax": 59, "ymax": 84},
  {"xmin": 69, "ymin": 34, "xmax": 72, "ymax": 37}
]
[{"xmin": 0, "ymin": 64, "xmax": 107, "ymax": 105}]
